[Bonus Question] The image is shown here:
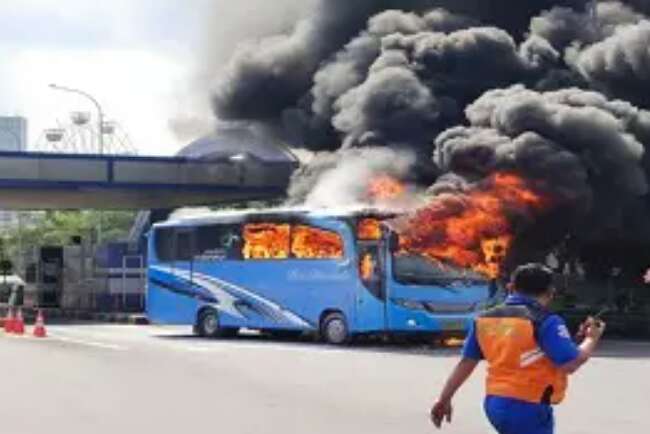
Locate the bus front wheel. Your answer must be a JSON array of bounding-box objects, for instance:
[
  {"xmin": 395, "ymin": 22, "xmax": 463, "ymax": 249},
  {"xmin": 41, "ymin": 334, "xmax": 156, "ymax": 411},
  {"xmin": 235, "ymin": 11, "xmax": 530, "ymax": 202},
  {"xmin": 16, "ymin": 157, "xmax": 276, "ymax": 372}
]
[
  {"xmin": 196, "ymin": 309, "xmax": 238, "ymax": 338},
  {"xmin": 320, "ymin": 312, "xmax": 350, "ymax": 345}
]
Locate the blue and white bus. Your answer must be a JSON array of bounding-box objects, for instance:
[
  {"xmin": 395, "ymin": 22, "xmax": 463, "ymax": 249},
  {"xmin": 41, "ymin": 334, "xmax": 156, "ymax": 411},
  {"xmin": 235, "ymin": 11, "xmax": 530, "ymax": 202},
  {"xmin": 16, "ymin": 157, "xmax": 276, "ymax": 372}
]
[{"xmin": 146, "ymin": 209, "xmax": 496, "ymax": 344}]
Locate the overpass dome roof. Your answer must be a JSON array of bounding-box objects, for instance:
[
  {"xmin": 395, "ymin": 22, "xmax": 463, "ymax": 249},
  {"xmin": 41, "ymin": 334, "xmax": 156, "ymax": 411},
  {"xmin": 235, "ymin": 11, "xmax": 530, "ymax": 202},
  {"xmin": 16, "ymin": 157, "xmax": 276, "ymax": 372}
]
[{"xmin": 178, "ymin": 125, "xmax": 297, "ymax": 164}]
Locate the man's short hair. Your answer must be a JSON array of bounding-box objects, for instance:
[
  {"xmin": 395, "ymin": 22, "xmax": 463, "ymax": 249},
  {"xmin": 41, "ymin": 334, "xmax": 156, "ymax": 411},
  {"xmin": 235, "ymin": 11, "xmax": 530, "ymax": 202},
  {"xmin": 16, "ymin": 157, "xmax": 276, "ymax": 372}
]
[{"xmin": 511, "ymin": 263, "xmax": 554, "ymax": 296}]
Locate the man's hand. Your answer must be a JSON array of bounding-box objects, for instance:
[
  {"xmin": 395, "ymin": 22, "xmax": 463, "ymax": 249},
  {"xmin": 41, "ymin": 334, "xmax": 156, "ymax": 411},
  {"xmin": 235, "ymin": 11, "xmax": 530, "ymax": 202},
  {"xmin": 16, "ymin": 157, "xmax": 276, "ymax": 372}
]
[
  {"xmin": 644, "ymin": 268, "xmax": 650, "ymax": 284},
  {"xmin": 430, "ymin": 399, "xmax": 453, "ymax": 429},
  {"xmin": 429, "ymin": 358, "xmax": 478, "ymax": 428},
  {"xmin": 584, "ymin": 317, "xmax": 606, "ymax": 341}
]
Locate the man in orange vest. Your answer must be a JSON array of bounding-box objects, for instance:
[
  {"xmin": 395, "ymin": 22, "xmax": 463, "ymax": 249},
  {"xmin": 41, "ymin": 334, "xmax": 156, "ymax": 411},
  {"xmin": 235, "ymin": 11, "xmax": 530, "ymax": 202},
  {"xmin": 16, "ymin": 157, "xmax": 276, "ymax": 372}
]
[{"xmin": 431, "ymin": 263, "xmax": 606, "ymax": 434}]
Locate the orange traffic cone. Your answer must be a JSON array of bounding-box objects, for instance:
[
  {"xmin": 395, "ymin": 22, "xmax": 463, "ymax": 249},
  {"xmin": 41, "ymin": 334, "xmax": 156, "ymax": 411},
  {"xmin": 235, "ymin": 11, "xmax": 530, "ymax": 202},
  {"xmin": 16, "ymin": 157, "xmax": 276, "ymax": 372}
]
[
  {"xmin": 4, "ymin": 308, "xmax": 15, "ymax": 333},
  {"xmin": 14, "ymin": 309, "xmax": 25, "ymax": 335},
  {"xmin": 33, "ymin": 310, "xmax": 47, "ymax": 338}
]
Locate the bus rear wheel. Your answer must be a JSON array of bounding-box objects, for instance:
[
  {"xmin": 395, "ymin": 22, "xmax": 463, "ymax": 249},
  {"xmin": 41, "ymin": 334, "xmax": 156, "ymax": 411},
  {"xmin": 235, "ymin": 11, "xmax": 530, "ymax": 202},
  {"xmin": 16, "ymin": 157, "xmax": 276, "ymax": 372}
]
[
  {"xmin": 321, "ymin": 312, "xmax": 350, "ymax": 345},
  {"xmin": 196, "ymin": 309, "xmax": 238, "ymax": 338}
]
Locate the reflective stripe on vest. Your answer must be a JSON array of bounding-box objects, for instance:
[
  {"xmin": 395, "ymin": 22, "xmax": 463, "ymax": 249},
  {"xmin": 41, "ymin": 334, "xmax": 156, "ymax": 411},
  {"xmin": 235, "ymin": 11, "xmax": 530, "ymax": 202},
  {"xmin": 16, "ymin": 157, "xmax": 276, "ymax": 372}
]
[{"xmin": 475, "ymin": 304, "xmax": 568, "ymax": 404}]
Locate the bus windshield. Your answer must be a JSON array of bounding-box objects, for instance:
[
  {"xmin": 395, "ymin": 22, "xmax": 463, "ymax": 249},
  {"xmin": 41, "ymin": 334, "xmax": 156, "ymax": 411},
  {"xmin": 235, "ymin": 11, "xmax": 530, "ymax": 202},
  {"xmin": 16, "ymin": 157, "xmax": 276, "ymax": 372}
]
[{"xmin": 392, "ymin": 253, "xmax": 488, "ymax": 286}]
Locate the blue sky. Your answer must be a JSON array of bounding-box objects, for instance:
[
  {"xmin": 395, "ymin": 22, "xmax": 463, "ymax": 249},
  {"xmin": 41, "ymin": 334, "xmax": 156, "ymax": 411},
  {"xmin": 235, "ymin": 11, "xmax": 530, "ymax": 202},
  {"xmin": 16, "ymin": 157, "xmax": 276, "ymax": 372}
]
[{"xmin": 0, "ymin": 0, "xmax": 215, "ymax": 155}]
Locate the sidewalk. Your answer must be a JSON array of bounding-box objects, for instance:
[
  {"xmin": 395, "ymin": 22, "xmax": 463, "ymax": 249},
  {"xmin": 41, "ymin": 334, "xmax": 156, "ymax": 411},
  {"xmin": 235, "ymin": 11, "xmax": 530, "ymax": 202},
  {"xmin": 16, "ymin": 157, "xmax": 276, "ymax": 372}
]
[{"xmin": 0, "ymin": 306, "xmax": 148, "ymax": 325}]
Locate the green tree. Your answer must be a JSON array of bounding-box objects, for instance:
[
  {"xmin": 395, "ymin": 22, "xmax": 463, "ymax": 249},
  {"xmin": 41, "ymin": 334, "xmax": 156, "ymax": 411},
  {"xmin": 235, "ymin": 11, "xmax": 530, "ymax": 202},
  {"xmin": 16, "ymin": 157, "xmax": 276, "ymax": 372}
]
[{"xmin": 1, "ymin": 210, "xmax": 137, "ymax": 265}]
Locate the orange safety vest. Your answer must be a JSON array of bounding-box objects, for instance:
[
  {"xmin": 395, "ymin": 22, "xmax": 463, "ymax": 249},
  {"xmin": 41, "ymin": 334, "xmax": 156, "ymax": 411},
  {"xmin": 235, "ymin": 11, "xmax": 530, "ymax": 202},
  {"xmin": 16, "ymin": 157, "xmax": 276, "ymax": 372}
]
[{"xmin": 475, "ymin": 304, "xmax": 568, "ymax": 405}]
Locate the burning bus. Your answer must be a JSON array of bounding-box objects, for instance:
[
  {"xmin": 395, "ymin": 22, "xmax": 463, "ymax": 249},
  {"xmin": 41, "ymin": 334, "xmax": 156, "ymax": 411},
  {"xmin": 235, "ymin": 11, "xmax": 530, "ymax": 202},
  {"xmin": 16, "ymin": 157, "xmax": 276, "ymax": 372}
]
[{"xmin": 146, "ymin": 208, "xmax": 496, "ymax": 344}]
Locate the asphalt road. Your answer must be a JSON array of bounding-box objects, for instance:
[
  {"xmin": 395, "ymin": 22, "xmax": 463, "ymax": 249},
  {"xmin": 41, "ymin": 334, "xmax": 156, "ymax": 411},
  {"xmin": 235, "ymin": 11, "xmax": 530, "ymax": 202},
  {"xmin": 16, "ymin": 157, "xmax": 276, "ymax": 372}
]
[{"xmin": 0, "ymin": 325, "xmax": 647, "ymax": 434}]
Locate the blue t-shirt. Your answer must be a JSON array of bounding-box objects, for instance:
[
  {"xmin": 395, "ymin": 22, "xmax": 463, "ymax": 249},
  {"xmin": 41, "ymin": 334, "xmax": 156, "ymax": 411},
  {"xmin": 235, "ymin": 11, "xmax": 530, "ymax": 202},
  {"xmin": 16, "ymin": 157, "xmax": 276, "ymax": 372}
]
[{"xmin": 462, "ymin": 294, "xmax": 580, "ymax": 366}]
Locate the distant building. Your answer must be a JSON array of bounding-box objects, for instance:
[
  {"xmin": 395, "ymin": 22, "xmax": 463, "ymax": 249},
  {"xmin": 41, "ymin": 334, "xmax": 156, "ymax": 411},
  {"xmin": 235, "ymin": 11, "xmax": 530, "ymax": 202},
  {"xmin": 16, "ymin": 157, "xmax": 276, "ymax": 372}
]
[{"xmin": 0, "ymin": 116, "xmax": 27, "ymax": 151}]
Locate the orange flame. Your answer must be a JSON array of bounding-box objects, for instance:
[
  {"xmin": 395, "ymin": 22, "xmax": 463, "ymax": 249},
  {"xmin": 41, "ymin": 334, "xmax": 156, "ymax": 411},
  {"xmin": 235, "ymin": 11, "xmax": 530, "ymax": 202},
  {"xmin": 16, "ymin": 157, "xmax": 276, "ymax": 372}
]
[
  {"xmin": 357, "ymin": 218, "xmax": 382, "ymax": 240},
  {"xmin": 243, "ymin": 223, "xmax": 290, "ymax": 259},
  {"xmin": 397, "ymin": 172, "xmax": 551, "ymax": 279},
  {"xmin": 360, "ymin": 253, "xmax": 375, "ymax": 280},
  {"xmin": 292, "ymin": 225, "xmax": 344, "ymax": 259},
  {"xmin": 243, "ymin": 223, "xmax": 344, "ymax": 260},
  {"xmin": 367, "ymin": 175, "xmax": 406, "ymax": 201}
]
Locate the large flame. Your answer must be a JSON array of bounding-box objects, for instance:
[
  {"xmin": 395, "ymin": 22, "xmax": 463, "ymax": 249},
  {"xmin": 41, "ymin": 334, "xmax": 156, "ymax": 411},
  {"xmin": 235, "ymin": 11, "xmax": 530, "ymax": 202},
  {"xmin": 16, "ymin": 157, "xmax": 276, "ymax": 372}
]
[
  {"xmin": 397, "ymin": 172, "xmax": 551, "ymax": 279},
  {"xmin": 243, "ymin": 223, "xmax": 291, "ymax": 259},
  {"xmin": 367, "ymin": 175, "xmax": 406, "ymax": 201},
  {"xmin": 243, "ymin": 223, "xmax": 343, "ymax": 260}
]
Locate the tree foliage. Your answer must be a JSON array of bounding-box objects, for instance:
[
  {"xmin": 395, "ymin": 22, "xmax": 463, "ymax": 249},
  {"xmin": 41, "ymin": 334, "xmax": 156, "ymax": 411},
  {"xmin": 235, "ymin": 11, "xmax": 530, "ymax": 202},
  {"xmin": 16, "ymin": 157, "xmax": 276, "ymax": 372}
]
[{"xmin": 0, "ymin": 211, "xmax": 136, "ymax": 261}]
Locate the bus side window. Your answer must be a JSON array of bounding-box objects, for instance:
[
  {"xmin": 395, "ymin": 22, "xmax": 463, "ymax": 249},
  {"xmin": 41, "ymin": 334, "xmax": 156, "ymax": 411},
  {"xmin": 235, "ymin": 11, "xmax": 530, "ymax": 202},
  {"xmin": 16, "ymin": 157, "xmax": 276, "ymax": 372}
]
[
  {"xmin": 155, "ymin": 228, "xmax": 175, "ymax": 262},
  {"xmin": 291, "ymin": 225, "xmax": 344, "ymax": 260},
  {"xmin": 242, "ymin": 223, "xmax": 291, "ymax": 260},
  {"xmin": 196, "ymin": 225, "xmax": 243, "ymax": 261}
]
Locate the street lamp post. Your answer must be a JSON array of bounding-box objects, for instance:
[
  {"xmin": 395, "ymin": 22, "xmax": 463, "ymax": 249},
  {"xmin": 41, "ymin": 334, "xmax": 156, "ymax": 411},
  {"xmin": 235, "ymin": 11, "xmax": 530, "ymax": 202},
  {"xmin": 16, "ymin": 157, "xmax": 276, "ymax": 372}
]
[
  {"xmin": 49, "ymin": 84, "xmax": 105, "ymax": 243},
  {"xmin": 48, "ymin": 84, "xmax": 104, "ymax": 155}
]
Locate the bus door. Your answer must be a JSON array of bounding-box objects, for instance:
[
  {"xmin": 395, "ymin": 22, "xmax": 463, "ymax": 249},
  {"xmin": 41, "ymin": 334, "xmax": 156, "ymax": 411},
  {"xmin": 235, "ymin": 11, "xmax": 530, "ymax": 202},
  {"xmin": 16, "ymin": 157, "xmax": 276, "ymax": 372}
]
[{"xmin": 355, "ymin": 239, "xmax": 388, "ymax": 332}]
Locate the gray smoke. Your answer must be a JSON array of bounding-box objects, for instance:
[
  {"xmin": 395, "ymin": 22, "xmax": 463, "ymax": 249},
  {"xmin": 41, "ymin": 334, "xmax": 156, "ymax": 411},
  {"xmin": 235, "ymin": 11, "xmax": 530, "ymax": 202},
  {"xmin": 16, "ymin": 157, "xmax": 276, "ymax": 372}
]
[
  {"xmin": 529, "ymin": 2, "xmax": 644, "ymax": 51},
  {"xmin": 310, "ymin": 9, "xmax": 477, "ymax": 128},
  {"xmin": 332, "ymin": 66, "xmax": 440, "ymax": 149},
  {"xmin": 211, "ymin": 0, "xmax": 589, "ymax": 128},
  {"xmin": 211, "ymin": 0, "xmax": 397, "ymax": 121},
  {"xmin": 323, "ymin": 25, "xmax": 545, "ymax": 152},
  {"xmin": 286, "ymin": 147, "xmax": 416, "ymax": 207},
  {"xmin": 574, "ymin": 20, "xmax": 650, "ymax": 107}
]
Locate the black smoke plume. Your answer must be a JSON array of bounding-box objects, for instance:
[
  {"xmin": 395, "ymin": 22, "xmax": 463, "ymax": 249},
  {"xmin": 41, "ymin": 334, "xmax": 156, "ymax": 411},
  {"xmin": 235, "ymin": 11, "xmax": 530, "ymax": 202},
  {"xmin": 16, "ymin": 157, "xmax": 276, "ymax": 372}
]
[
  {"xmin": 211, "ymin": 0, "xmax": 590, "ymax": 145},
  {"xmin": 206, "ymin": 0, "xmax": 650, "ymax": 264}
]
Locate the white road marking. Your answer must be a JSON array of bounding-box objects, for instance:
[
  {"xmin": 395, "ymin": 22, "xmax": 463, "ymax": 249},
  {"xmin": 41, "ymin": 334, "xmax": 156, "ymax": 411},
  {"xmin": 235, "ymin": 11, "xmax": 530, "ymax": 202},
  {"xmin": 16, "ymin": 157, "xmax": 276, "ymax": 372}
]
[
  {"xmin": 7, "ymin": 325, "xmax": 443, "ymax": 359},
  {"xmin": 48, "ymin": 334, "xmax": 128, "ymax": 351}
]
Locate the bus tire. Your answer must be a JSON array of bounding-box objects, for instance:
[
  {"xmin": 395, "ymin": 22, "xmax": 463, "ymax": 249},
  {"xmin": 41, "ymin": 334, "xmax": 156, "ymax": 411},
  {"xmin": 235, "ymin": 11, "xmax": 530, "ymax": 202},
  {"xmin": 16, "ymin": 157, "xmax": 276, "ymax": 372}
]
[
  {"xmin": 196, "ymin": 308, "xmax": 225, "ymax": 338},
  {"xmin": 320, "ymin": 312, "xmax": 350, "ymax": 345}
]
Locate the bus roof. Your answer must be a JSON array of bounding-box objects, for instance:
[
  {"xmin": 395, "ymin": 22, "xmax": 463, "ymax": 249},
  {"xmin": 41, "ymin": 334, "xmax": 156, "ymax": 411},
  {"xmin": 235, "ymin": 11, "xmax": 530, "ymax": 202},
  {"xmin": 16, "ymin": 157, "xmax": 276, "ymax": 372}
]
[{"xmin": 154, "ymin": 206, "xmax": 403, "ymax": 229}]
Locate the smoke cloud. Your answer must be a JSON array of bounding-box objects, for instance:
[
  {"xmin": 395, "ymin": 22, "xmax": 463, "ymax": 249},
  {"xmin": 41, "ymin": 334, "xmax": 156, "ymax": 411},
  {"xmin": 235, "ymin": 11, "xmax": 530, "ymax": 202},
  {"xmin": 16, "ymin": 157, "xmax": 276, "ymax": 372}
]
[
  {"xmin": 286, "ymin": 147, "xmax": 418, "ymax": 208},
  {"xmin": 210, "ymin": 0, "xmax": 590, "ymax": 127},
  {"xmin": 199, "ymin": 0, "xmax": 650, "ymax": 252},
  {"xmin": 574, "ymin": 21, "xmax": 650, "ymax": 107},
  {"xmin": 436, "ymin": 85, "xmax": 648, "ymax": 207}
]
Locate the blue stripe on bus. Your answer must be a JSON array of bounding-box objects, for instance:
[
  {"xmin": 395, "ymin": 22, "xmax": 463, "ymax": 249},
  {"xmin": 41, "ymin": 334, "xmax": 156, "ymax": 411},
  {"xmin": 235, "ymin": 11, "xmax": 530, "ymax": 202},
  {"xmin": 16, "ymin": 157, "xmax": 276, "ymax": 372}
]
[{"xmin": 150, "ymin": 266, "xmax": 313, "ymax": 328}]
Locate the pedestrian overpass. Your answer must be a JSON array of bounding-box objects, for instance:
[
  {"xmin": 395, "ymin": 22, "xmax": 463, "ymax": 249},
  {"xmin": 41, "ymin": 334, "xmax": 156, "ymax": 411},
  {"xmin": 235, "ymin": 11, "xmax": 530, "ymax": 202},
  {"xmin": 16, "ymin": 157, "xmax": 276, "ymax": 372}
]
[{"xmin": 0, "ymin": 151, "xmax": 297, "ymax": 209}]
